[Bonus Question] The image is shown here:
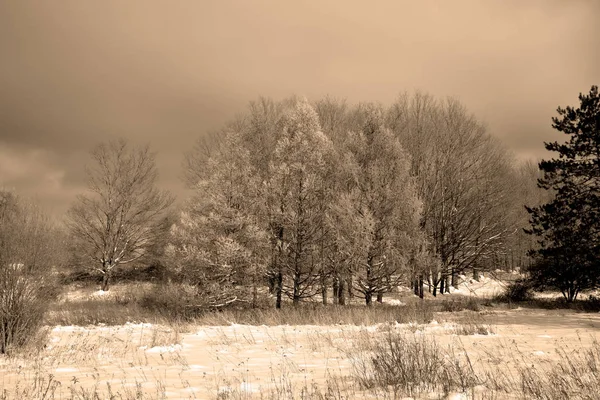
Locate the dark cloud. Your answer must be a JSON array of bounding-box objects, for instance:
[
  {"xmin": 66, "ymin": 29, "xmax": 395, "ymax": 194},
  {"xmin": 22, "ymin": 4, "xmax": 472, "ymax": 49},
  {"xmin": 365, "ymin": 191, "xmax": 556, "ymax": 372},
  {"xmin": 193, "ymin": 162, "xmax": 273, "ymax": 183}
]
[{"xmin": 1, "ymin": 1, "xmax": 598, "ymax": 216}]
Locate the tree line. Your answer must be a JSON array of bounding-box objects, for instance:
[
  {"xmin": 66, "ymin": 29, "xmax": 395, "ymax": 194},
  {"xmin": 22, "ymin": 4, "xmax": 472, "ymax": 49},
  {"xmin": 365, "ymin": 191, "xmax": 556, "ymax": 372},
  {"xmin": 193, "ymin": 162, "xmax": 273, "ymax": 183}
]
[
  {"xmin": 7, "ymin": 89, "xmax": 587, "ymax": 315},
  {"xmin": 69, "ymin": 92, "xmax": 541, "ymax": 308},
  {"xmin": 2, "ymin": 87, "xmax": 597, "ymax": 353}
]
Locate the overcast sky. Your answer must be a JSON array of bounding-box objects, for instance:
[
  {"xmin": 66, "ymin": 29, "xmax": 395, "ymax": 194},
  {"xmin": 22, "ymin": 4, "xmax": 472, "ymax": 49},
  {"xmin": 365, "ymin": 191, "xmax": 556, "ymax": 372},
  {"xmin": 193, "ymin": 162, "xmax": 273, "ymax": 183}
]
[{"xmin": 1, "ymin": 1, "xmax": 599, "ymax": 217}]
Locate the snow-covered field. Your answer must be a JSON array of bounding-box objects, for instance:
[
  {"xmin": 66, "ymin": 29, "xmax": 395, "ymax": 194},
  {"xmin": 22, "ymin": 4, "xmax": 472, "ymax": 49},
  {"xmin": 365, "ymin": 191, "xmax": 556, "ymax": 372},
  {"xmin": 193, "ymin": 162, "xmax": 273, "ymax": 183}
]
[
  {"xmin": 2, "ymin": 308, "xmax": 600, "ymax": 399},
  {"xmin": 3, "ymin": 275, "xmax": 599, "ymax": 398}
]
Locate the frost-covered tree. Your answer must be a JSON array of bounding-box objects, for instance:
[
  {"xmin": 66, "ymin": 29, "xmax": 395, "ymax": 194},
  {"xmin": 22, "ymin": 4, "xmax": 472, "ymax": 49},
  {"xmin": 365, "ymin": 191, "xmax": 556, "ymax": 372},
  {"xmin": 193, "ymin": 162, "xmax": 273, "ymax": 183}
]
[
  {"xmin": 335, "ymin": 104, "xmax": 422, "ymax": 305},
  {"xmin": 266, "ymin": 99, "xmax": 335, "ymax": 307},
  {"xmin": 67, "ymin": 140, "xmax": 174, "ymax": 291},
  {"xmin": 170, "ymin": 131, "xmax": 269, "ymax": 307}
]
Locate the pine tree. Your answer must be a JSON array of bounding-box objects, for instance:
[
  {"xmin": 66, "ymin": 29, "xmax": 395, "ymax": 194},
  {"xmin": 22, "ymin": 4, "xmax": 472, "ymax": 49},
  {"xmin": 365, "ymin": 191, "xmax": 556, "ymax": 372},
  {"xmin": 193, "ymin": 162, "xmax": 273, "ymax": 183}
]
[{"xmin": 527, "ymin": 85, "xmax": 600, "ymax": 301}]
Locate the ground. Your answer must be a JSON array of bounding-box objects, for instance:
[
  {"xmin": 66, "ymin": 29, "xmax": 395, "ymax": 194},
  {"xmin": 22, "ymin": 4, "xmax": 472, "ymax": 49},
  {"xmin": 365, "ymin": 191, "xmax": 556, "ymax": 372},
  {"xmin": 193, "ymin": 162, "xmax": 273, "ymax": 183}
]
[{"xmin": 1, "ymin": 274, "xmax": 599, "ymax": 399}]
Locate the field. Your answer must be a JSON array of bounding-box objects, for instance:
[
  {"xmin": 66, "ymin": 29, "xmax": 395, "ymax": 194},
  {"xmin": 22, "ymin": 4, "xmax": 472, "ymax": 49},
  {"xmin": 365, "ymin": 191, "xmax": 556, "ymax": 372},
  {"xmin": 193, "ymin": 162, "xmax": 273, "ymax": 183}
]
[{"xmin": 2, "ymin": 276, "xmax": 600, "ymax": 399}]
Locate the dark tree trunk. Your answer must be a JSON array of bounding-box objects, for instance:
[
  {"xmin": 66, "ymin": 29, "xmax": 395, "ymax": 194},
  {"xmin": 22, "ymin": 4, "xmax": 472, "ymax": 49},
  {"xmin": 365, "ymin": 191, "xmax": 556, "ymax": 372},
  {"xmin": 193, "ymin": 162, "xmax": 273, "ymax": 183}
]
[
  {"xmin": 293, "ymin": 273, "xmax": 301, "ymax": 306},
  {"xmin": 419, "ymin": 275, "xmax": 424, "ymax": 299},
  {"xmin": 439, "ymin": 275, "xmax": 445, "ymax": 295},
  {"xmin": 101, "ymin": 270, "xmax": 111, "ymax": 291},
  {"xmin": 451, "ymin": 268, "xmax": 457, "ymax": 288},
  {"xmin": 321, "ymin": 274, "xmax": 328, "ymax": 305},
  {"xmin": 332, "ymin": 277, "xmax": 339, "ymax": 305},
  {"xmin": 338, "ymin": 278, "xmax": 346, "ymax": 306},
  {"xmin": 365, "ymin": 291, "xmax": 373, "ymax": 306},
  {"xmin": 347, "ymin": 275, "xmax": 353, "ymax": 298},
  {"xmin": 268, "ymin": 274, "xmax": 276, "ymax": 294},
  {"xmin": 473, "ymin": 268, "xmax": 480, "ymax": 281},
  {"xmin": 376, "ymin": 292, "xmax": 383, "ymax": 303},
  {"xmin": 275, "ymin": 271, "xmax": 283, "ymax": 309}
]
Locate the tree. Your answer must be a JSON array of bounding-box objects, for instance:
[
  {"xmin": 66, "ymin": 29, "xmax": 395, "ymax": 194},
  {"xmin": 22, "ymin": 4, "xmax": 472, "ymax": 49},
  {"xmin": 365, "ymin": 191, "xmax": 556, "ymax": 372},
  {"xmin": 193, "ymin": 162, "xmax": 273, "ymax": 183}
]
[
  {"xmin": 336, "ymin": 104, "xmax": 422, "ymax": 306},
  {"xmin": 266, "ymin": 98, "xmax": 335, "ymax": 307},
  {"xmin": 67, "ymin": 140, "xmax": 174, "ymax": 291},
  {"xmin": 526, "ymin": 85, "xmax": 600, "ymax": 301},
  {"xmin": 0, "ymin": 190, "xmax": 60, "ymax": 353},
  {"xmin": 388, "ymin": 93, "xmax": 517, "ymax": 295},
  {"xmin": 169, "ymin": 131, "xmax": 269, "ymax": 307}
]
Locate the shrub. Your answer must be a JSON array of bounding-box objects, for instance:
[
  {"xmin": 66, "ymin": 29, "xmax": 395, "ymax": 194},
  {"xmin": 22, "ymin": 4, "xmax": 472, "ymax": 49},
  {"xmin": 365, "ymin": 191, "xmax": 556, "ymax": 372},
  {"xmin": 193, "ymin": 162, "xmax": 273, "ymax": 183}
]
[
  {"xmin": 499, "ymin": 279, "xmax": 533, "ymax": 303},
  {"xmin": 139, "ymin": 283, "xmax": 203, "ymax": 320},
  {"xmin": 355, "ymin": 332, "xmax": 479, "ymax": 396},
  {"xmin": 0, "ymin": 266, "xmax": 58, "ymax": 354},
  {"xmin": 439, "ymin": 296, "xmax": 481, "ymax": 312}
]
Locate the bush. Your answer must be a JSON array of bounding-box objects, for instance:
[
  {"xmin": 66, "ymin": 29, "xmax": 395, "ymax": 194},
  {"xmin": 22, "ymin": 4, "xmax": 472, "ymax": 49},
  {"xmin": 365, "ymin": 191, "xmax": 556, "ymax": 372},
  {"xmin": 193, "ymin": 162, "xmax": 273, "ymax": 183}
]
[
  {"xmin": 439, "ymin": 296, "xmax": 481, "ymax": 312},
  {"xmin": 499, "ymin": 279, "xmax": 533, "ymax": 302},
  {"xmin": 355, "ymin": 332, "xmax": 478, "ymax": 396},
  {"xmin": 0, "ymin": 266, "xmax": 58, "ymax": 354},
  {"xmin": 139, "ymin": 283, "xmax": 203, "ymax": 320}
]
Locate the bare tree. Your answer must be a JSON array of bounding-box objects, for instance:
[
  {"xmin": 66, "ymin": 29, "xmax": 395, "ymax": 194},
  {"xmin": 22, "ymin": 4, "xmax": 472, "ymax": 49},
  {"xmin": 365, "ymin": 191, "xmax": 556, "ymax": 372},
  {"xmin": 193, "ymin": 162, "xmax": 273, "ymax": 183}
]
[
  {"xmin": 67, "ymin": 140, "xmax": 174, "ymax": 291},
  {"xmin": 0, "ymin": 190, "xmax": 60, "ymax": 353},
  {"xmin": 388, "ymin": 93, "xmax": 518, "ymax": 294}
]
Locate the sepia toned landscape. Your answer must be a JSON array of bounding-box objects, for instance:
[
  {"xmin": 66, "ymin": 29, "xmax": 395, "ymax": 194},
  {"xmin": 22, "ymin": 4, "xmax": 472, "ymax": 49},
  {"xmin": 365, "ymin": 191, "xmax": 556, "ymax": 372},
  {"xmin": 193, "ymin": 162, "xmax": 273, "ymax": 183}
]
[{"xmin": 1, "ymin": 1, "xmax": 600, "ymax": 399}]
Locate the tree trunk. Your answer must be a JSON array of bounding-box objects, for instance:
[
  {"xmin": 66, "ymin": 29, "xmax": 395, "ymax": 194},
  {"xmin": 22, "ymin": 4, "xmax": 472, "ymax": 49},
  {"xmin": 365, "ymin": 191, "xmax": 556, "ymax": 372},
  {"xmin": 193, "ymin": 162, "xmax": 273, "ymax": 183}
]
[
  {"xmin": 338, "ymin": 278, "xmax": 346, "ymax": 306},
  {"xmin": 439, "ymin": 275, "xmax": 445, "ymax": 295},
  {"xmin": 419, "ymin": 275, "xmax": 424, "ymax": 299},
  {"xmin": 293, "ymin": 273, "xmax": 301, "ymax": 306},
  {"xmin": 101, "ymin": 270, "xmax": 111, "ymax": 291},
  {"xmin": 445, "ymin": 275, "xmax": 451, "ymax": 293},
  {"xmin": 376, "ymin": 292, "xmax": 383, "ymax": 303},
  {"xmin": 347, "ymin": 276, "xmax": 353, "ymax": 298},
  {"xmin": 451, "ymin": 268, "xmax": 457, "ymax": 288},
  {"xmin": 413, "ymin": 277, "xmax": 419, "ymax": 296},
  {"xmin": 472, "ymin": 268, "xmax": 480, "ymax": 281},
  {"xmin": 365, "ymin": 291, "xmax": 373, "ymax": 306},
  {"xmin": 332, "ymin": 277, "xmax": 339, "ymax": 305},
  {"xmin": 321, "ymin": 274, "xmax": 328, "ymax": 305},
  {"xmin": 268, "ymin": 274, "xmax": 276, "ymax": 294},
  {"xmin": 275, "ymin": 271, "xmax": 283, "ymax": 309}
]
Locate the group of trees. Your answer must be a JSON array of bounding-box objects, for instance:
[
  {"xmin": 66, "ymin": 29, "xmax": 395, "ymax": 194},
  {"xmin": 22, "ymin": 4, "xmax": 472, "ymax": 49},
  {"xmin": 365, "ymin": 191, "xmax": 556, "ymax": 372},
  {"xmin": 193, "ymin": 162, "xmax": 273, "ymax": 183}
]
[
  {"xmin": 65, "ymin": 93, "xmax": 551, "ymax": 308},
  {"xmin": 8, "ymin": 87, "xmax": 595, "ymax": 317},
  {"xmin": 164, "ymin": 93, "xmax": 543, "ymax": 307},
  {"xmin": 2, "ymin": 86, "xmax": 597, "ymax": 351}
]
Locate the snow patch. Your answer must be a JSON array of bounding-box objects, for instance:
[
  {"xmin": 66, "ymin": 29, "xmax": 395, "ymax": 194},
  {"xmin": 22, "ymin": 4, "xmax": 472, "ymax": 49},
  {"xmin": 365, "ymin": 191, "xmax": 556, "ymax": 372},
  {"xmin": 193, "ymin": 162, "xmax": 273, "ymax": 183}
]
[
  {"xmin": 146, "ymin": 344, "xmax": 182, "ymax": 353},
  {"xmin": 55, "ymin": 367, "xmax": 78, "ymax": 373},
  {"xmin": 385, "ymin": 298, "xmax": 406, "ymax": 306}
]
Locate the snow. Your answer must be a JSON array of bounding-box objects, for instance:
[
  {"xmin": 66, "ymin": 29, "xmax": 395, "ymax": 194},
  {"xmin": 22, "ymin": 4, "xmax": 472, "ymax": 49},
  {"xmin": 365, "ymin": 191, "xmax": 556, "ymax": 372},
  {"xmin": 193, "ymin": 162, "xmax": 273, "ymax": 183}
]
[
  {"xmin": 145, "ymin": 344, "xmax": 183, "ymax": 353},
  {"xmin": 385, "ymin": 298, "xmax": 406, "ymax": 306},
  {"xmin": 3, "ymin": 309, "xmax": 600, "ymax": 398},
  {"xmin": 446, "ymin": 273, "xmax": 505, "ymax": 297}
]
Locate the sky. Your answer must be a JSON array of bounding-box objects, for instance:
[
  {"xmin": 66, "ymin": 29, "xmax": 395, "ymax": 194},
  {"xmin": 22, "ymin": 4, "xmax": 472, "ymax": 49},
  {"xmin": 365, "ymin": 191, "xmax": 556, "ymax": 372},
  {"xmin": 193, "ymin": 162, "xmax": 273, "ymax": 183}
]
[{"xmin": 1, "ymin": 1, "xmax": 599, "ymax": 217}]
